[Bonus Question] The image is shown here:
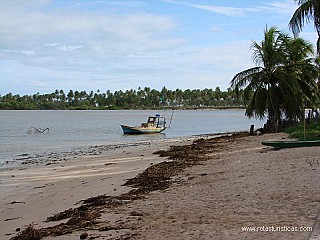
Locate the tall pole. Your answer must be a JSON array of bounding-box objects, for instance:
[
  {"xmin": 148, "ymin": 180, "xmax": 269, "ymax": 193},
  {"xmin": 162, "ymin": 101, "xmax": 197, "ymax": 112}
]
[{"xmin": 303, "ymin": 109, "xmax": 306, "ymax": 141}]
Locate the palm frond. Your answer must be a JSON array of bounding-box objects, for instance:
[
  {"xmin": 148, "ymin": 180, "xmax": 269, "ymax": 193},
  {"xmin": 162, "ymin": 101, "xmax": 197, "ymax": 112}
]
[
  {"xmin": 230, "ymin": 67, "xmax": 262, "ymax": 89},
  {"xmin": 289, "ymin": 0, "xmax": 316, "ymax": 37}
]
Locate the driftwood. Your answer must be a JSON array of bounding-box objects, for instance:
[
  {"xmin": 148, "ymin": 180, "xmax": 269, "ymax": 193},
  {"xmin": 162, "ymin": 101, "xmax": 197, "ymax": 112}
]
[{"xmin": 26, "ymin": 127, "xmax": 49, "ymax": 134}]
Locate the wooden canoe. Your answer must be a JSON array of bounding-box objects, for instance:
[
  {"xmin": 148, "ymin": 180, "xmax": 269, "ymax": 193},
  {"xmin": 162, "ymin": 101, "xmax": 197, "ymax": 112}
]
[{"xmin": 262, "ymin": 139, "xmax": 320, "ymax": 148}]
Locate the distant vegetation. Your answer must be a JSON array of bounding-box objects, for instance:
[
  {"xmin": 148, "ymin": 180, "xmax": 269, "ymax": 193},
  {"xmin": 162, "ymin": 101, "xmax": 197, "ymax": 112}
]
[{"xmin": 0, "ymin": 87, "xmax": 247, "ymax": 110}]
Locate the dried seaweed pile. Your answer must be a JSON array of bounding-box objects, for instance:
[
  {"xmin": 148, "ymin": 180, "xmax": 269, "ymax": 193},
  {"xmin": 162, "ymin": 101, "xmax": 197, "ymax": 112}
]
[
  {"xmin": 39, "ymin": 193, "xmax": 145, "ymax": 238},
  {"xmin": 10, "ymin": 132, "xmax": 247, "ymax": 239},
  {"xmin": 124, "ymin": 133, "xmax": 247, "ymax": 191}
]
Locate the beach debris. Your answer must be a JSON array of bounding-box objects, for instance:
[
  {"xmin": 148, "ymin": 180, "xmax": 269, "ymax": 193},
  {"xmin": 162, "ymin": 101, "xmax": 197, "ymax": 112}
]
[
  {"xmin": 4, "ymin": 217, "xmax": 22, "ymax": 222},
  {"xmin": 9, "ymin": 224, "xmax": 41, "ymax": 240},
  {"xmin": 250, "ymin": 124, "xmax": 255, "ymax": 135},
  {"xmin": 26, "ymin": 127, "xmax": 49, "ymax": 134},
  {"xmin": 305, "ymin": 158, "xmax": 319, "ymax": 166},
  {"xmin": 80, "ymin": 232, "xmax": 88, "ymax": 239},
  {"xmin": 8, "ymin": 201, "xmax": 25, "ymax": 205},
  {"xmin": 45, "ymin": 207, "xmax": 81, "ymax": 222},
  {"xmin": 129, "ymin": 211, "xmax": 143, "ymax": 217}
]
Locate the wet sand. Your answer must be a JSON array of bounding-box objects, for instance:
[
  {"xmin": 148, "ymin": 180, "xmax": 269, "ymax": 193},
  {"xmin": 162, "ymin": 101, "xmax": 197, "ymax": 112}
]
[
  {"xmin": 1, "ymin": 137, "xmax": 195, "ymax": 239},
  {"xmin": 2, "ymin": 132, "xmax": 320, "ymax": 240}
]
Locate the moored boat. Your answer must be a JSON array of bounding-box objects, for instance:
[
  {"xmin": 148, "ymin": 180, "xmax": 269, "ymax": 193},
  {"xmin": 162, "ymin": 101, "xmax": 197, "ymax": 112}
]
[
  {"xmin": 121, "ymin": 114, "xmax": 166, "ymax": 134},
  {"xmin": 262, "ymin": 139, "xmax": 320, "ymax": 148}
]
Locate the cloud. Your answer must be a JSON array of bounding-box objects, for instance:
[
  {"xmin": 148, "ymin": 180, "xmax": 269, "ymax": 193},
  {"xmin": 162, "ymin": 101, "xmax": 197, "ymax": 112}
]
[
  {"xmin": 162, "ymin": 0, "xmax": 258, "ymax": 16},
  {"xmin": 162, "ymin": 0, "xmax": 298, "ymax": 23},
  {"xmin": 57, "ymin": 45, "xmax": 83, "ymax": 52},
  {"xmin": 21, "ymin": 50, "xmax": 36, "ymax": 56},
  {"xmin": 69, "ymin": 0, "xmax": 146, "ymax": 10},
  {"xmin": 44, "ymin": 43, "xmax": 60, "ymax": 47},
  {"xmin": 260, "ymin": 1, "xmax": 296, "ymax": 16},
  {"xmin": 1, "ymin": 0, "xmax": 313, "ymax": 95},
  {"xmin": 1, "ymin": 50, "xmax": 36, "ymax": 56},
  {"xmin": 0, "ymin": 1, "xmax": 181, "ymax": 69},
  {"xmin": 0, "ymin": 1, "xmax": 178, "ymax": 49},
  {"xmin": 123, "ymin": 53, "xmax": 162, "ymax": 59},
  {"xmin": 0, "ymin": 1, "xmax": 188, "ymax": 94},
  {"xmin": 209, "ymin": 26, "xmax": 221, "ymax": 33}
]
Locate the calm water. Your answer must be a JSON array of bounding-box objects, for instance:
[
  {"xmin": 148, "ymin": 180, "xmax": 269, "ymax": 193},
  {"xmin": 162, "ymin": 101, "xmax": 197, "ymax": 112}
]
[{"xmin": 0, "ymin": 110, "xmax": 264, "ymax": 165}]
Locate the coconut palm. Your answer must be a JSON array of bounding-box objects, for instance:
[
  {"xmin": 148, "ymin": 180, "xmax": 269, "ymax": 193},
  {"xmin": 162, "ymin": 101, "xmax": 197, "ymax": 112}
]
[
  {"xmin": 285, "ymin": 37, "xmax": 318, "ymax": 92},
  {"xmin": 289, "ymin": 0, "xmax": 320, "ymax": 54},
  {"xmin": 230, "ymin": 26, "xmax": 318, "ymax": 131},
  {"xmin": 282, "ymin": 37, "xmax": 318, "ymax": 120}
]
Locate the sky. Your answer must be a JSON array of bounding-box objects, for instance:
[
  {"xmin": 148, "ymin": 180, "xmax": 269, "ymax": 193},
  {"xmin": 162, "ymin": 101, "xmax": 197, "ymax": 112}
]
[{"xmin": 0, "ymin": 0, "xmax": 318, "ymax": 95}]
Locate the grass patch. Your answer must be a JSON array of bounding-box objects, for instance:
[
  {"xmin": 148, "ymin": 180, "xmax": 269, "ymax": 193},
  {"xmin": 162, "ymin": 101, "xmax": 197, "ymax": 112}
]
[{"xmin": 284, "ymin": 122, "xmax": 320, "ymax": 140}]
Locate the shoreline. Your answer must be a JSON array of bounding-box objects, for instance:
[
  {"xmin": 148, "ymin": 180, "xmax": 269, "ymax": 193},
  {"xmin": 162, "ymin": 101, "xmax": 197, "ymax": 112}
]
[
  {"xmin": 3, "ymin": 131, "xmax": 320, "ymax": 239},
  {"xmin": 0, "ymin": 131, "xmax": 240, "ymax": 169},
  {"xmin": 0, "ymin": 107, "xmax": 246, "ymax": 111}
]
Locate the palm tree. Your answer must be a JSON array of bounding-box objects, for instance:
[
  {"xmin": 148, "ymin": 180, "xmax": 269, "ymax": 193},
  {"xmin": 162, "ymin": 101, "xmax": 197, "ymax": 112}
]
[
  {"xmin": 67, "ymin": 90, "xmax": 74, "ymax": 106},
  {"xmin": 59, "ymin": 89, "xmax": 66, "ymax": 103},
  {"xmin": 289, "ymin": 0, "xmax": 320, "ymax": 54},
  {"xmin": 283, "ymin": 37, "xmax": 318, "ymax": 113},
  {"xmin": 230, "ymin": 26, "xmax": 318, "ymax": 131}
]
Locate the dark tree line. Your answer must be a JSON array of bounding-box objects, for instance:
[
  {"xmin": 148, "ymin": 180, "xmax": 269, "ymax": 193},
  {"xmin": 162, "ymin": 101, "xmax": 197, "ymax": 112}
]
[{"xmin": 0, "ymin": 87, "xmax": 246, "ymax": 110}]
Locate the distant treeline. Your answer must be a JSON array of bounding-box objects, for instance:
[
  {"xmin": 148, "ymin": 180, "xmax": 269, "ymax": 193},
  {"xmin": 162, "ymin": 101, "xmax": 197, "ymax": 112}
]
[{"xmin": 0, "ymin": 87, "xmax": 247, "ymax": 110}]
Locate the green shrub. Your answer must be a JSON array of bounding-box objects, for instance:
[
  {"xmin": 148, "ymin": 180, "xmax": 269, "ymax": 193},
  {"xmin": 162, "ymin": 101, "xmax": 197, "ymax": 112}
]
[{"xmin": 284, "ymin": 122, "xmax": 320, "ymax": 140}]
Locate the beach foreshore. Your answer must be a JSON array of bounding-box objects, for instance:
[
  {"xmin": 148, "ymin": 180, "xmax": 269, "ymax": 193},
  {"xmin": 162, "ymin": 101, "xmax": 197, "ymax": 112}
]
[{"xmin": 2, "ymin": 132, "xmax": 320, "ymax": 240}]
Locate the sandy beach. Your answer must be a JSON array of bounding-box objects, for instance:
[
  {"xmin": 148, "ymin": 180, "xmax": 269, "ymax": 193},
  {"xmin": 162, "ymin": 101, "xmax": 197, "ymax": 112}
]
[{"xmin": 2, "ymin": 132, "xmax": 320, "ymax": 240}]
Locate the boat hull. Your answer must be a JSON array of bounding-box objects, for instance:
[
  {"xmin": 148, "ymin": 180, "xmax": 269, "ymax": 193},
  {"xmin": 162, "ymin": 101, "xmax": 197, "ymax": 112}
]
[
  {"xmin": 121, "ymin": 125, "xmax": 166, "ymax": 134},
  {"xmin": 262, "ymin": 140, "xmax": 320, "ymax": 148}
]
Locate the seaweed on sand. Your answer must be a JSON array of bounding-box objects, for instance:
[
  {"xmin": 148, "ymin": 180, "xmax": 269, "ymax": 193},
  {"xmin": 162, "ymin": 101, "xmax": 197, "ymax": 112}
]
[
  {"xmin": 124, "ymin": 132, "xmax": 248, "ymax": 191},
  {"xmin": 10, "ymin": 132, "xmax": 247, "ymax": 239},
  {"xmin": 10, "ymin": 224, "xmax": 41, "ymax": 240}
]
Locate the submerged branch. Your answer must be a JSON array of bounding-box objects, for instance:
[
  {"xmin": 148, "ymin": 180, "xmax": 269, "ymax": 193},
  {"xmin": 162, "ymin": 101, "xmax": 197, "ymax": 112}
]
[{"xmin": 26, "ymin": 127, "xmax": 49, "ymax": 134}]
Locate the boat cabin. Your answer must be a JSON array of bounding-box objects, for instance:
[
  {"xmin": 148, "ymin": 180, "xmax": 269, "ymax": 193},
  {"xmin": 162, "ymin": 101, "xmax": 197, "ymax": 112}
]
[{"xmin": 141, "ymin": 114, "xmax": 165, "ymax": 128}]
